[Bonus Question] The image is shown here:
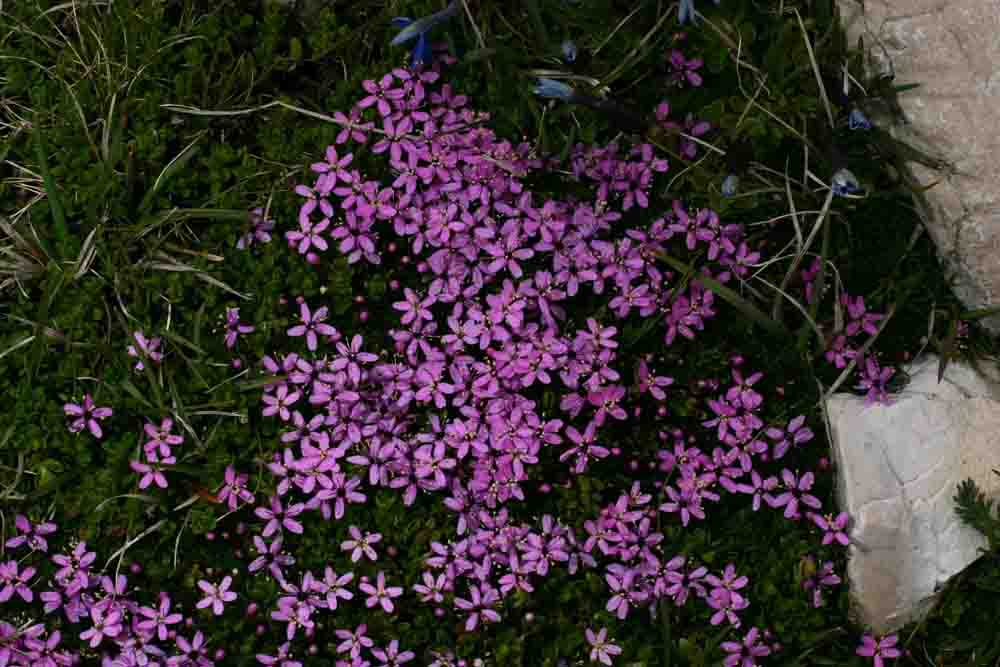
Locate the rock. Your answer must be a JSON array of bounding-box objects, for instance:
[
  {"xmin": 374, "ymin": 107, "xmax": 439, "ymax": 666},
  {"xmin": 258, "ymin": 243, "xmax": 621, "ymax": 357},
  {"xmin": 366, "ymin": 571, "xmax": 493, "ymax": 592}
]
[
  {"xmin": 837, "ymin": 0, "xmax": 1000, "ymax": 332},
  {"xmin": 827, "ymin": 354, "xmax": 1000, "ymax": 632}
]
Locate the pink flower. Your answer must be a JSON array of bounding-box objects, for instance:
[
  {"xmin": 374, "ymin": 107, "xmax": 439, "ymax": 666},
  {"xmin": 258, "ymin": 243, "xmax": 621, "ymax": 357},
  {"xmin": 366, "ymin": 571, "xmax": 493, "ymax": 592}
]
[
  {"xmin": 586, "ymin": 627, "xmax": 622, "ymax": 665},
  {"xmin": 216, "ymin": 465, "xmax": 255, "ymax": 510},
  {"xmin": 341, "ymin": 525, "xmax": 382, "ymax": 562},
  {"xmin": 359, "ymin": 571, "xmax": 403, "ymax": 613},
  {"xmin": 811, "ymin": 511, "xmax": 851, "ymax": 546},
  {"xmin": 127, "ymin": 330, "xmax": 164, "ymax": 371},
  {"xmin": 262, "ymin": 385, "xmax": 301, "ymax": 421},
  {"xmin": 335, "ymin": 624, "xmax": 374, "ymax": 658},
  {"xmin": 454, "ymin": 584, "xmax": 501, "ymax": 631},
  {"xmin": 372, "ymin": 640, "xmax": 415, "ymax": 666},
  {"xmin": 721, "ymin": 627, "xmax": 772, "ymax": 667},
  {"xmin": 79, "ymin": 606, "xmax": 122, "ymax": 648},
  {"xmin": 197, "ymin": 575, "xmax": 237, "ymax": 615},
  {"xmin": 63, "ymin": 394, "xmax": 112, "ymax": 439},
  {"xmin": 857, "ymin": 633, "xmax": 901, "ymax": 667},
  {"xmin": 287, "ymin": 302, "xmax": 338, "ymax": 351},
  {"xmin": 5, "ymin": 514, "xmax": 56, "ymax": 552},
  {"xmin": 137, "ymin": 593, "xmax": 183, "ymax": 641},
  {"xmin": 224, "ymin": 307, "xmax": 255, "ymax": 349},
  {"xmin": 130, "ymin": 458, "xmax": 171, "ymax": 489}
]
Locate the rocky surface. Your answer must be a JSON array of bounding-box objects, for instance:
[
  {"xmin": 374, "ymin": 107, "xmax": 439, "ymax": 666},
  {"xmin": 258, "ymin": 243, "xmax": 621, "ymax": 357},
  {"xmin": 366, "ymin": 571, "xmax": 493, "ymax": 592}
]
[
  {"xmin": 827, "ymin": 354, "xmax": 1000, "ymax": 632},
  {"xmin": 838, "ymin": 0, "xmax": 1000, "ymax": 331}
]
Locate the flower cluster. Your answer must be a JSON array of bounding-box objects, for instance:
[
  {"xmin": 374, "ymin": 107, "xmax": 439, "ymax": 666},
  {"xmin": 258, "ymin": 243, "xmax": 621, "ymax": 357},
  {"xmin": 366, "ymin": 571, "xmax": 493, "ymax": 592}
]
[{"xmin": 15, "ymin": 23, "xmax": 905, "ymax": 667}]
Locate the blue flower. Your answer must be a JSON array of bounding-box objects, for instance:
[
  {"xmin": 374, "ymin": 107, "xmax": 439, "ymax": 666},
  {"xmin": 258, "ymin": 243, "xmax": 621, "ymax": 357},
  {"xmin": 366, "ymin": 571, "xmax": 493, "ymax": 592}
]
[
  {"xmin": 391, "ymin": 1, "xmax": 459, "ymax": 66},
  {"xmin": 831, "ymin": 168, "xmax": 861, "ymax": 196},
  {"xmin": 721, "ymin": 173, "xmax": 739, "ymax": 197},
  {"xmin": 533, "ymin": 78, "xmax": 576, "ymax": 101},
  {"xmin": 848, "ymin": 108, "xmax": 872, "ymax": 130},
  {"xmin": 561, "ymin": 40, "xmax": 578, "ymax": 64},
  {"xmin": 678, "ymin": 0, "xmax": 721, "ymax": 25}
]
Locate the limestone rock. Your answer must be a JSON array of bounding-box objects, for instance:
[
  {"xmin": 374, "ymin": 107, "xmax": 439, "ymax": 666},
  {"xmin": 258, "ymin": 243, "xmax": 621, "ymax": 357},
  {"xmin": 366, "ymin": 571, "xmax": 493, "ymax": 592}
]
[
  {"xmin": 838, "ymin": 0, "xmax": 1000, "ymax": 331},
  {"xmin": 827, "ymin": 354, "xmax": 1000, "ymax": 632}
]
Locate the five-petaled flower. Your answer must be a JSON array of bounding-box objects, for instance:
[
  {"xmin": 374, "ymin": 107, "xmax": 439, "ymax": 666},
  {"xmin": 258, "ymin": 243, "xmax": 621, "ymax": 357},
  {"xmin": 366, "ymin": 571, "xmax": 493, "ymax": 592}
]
[
  {"xmin": 721, "ymin": 627, "xmax": 772, "ymax": 667},
  {"xmin": 63, "ymin": 394, "xmax": 113, "ymax": 439},
  {"xmin": 5, "ymin": 514, "xmax": 56, "ymax": 552},
  {"xmin": 857, "ymin": 633, "xmax": 902, "ymax": 667},
  {"xmin": 223, "ymin": 307, "xmax": 255, "ymax": 349},
  {"xmin": 287, "ymin": 302, "xmax": 338, "ymax": 351},
  {"xmin": 586, "ymin": 627, "xmax": 622, "ymax": 665},
  {"xmin": 127, "ymin": 330, "xmax": 164, "ymax": 371},
  {"xmin": 197, "ymin": 575, "xmax": 238, "ymax": 615},
  {"xmin": 359, "ymin": 570, "xmax": 403, "ymax": 613}
]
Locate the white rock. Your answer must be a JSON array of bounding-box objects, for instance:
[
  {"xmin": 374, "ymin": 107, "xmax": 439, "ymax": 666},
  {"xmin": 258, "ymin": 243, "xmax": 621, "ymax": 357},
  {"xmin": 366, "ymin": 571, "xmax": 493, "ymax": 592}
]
[
  {"xmin": 827, "ymin": 354, "xmax": 1000, "ymax": 632},
  {"xmin": 838, "ymin": 0, "xmax": 1000, "ymax": 332}
]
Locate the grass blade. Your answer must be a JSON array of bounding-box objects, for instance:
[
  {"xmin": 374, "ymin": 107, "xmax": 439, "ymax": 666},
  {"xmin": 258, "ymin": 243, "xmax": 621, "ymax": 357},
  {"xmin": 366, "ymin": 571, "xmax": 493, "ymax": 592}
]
[
  {"xmin": 137, "ymin": 134, "xmax": 203, "ymax": 214},
  {"xmin": 32, "ymin": 116, "xmax": 68, "ymax": 251}
]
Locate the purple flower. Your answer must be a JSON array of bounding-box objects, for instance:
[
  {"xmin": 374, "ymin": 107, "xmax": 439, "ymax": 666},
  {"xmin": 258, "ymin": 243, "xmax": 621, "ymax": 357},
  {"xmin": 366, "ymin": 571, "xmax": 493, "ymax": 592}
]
[
  {"xmin": 605, "ymin": 566, "xmax": 648, "ymax": 619},
  {"xmin": 413, "ymin": 570, "xmax": 449, "ymax": 603},
  {"xmin": 255, "ymin": 495, "xmax": 306, "ymax": 537},
  {"xmin": 857, "ymin": 633, "xmax": 901, "ymax": 667},
  {"xmin": 764, "ymin": 469, "xmax": 822, "ymax": 520},
  {"xmin": 721, "ymin": 627, "xmax": 772, "ymax": 667},
  {"xmin": 668, "ymin": 49, "xmax": 704, "ymax": 87},
  {"xmin": 131, "ymin": 458, "xmax": 171, "ymax": 489},
  {"xmin": 287, "ymin": 302, "xmax": 338, "ymax": 351},
  {"xmin": 224, "ymin": 307, "xmax": 255, "ymax": 349},
  {"xmin": 586, "ymin": 627, "xmax": 623, "ymax": 665},
  {"xmin": 172, "ymin": 630, "xmax": 211, "ymax": 667},
  {"xmin": 765, "ymin": 415, "xmax": 814, "ymax": 460},
  {"xmin": 262, "ymin": 385, "xmax": 301, "ymax": 421},
  {"xmin": 217, "ymin": 465, "xmax": 255, "ymax": 510},
  {"xmin": 0, "ymin": 560, "xmax": 35, "ymax": 603},
  {"xmin": 335, "ymin": 624, "xmax": 374, "ymax": 658},
  {"xmin": 248, "ymin": 536, "xmax": 295, "ymax": 582},
  {"xmin": 257, "ymin": 642, "xmax": 302, "ymax": 667},
  {"xmin": 63, "ymin": 394, "xmax": 112, "ymax": 439},
  {"xmin": 23, "ymin": 629, "xmax": 70, "ymax": 667},
  {"xmin": 127, "ymin": 330, "xmax": 164, "ymax": 371},
  {"xmin": 238, "ymin": 208, "xmax": 275, "ymax": 249},
  {"xmin": 705, "ymin": 564, "xmax": 749, "ymax": 606},
  {"xmin": 454, "ymin": 584, "xmax": 501, "ymax": 631},
  {"xmin": 372, "ymin": 640, "xmax": 416, "ymax": 666},
  {"xmin": 315, "ymin": 567, "xmax": 354, "ymax": 610},
  {"xmin": 197, "ymin": 575, "xmax": 238, "ymax": 615},
  {"xmin": 707, "ymin": 588, "xmax": 749, "ymax": 627},
  {"xmin": 811, "ymin": 511, "xmax": 851, "ymax": 546},
  {"xmin": 311, "ymin": 147, "xmax": 354, "ymax": 192},
  {"xmin": 138, "ymin": 593, "xmax": 184, "ymax": 641},
  {"xmin": 79, "ymin": 606, "xmax": 123, "ymax": 648},
  {"xmin": 359, "ymin": 571, "xmax": 403, "ymax": 613},
  {"xmin": 856, "ymin": 355, "xmax": 895, "ymax": 407},
  {"xmin": 393, "ymin": 287, "xmax": 435, "ymax": 325},
  {"xmin": 5, "ymin": 514, "xmax": 57, "ymax": 552},
  {"xmin": 341, "ymin": 525, "xmax": 382, "ymax": 563},
  {"xmin": 802, "ymin": 558, "xmax": 841, "ymax": 608}
]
